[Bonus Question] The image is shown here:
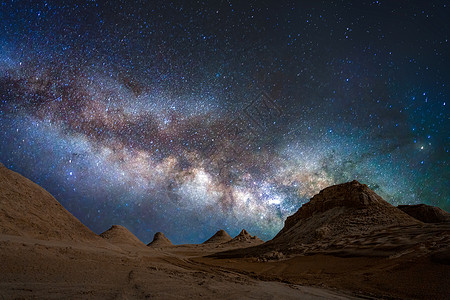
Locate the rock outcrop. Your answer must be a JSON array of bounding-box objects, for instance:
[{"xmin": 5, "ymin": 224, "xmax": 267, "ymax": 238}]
[{"xmin": 231, "ymin": 229, "xmax": 263, "ymax": 243}]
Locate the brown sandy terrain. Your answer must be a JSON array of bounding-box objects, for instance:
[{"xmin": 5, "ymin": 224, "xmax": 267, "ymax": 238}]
[
  {"xmin": 194, "ymin": 253, "xmax": 450, "ymax": 300},
  {"xmin": 0, "ymin": 233, "xmax": 362, "ymax": 299},
  {"xmin": 1, "ymin": 165, "xmax": 449, "ymax": 299}
]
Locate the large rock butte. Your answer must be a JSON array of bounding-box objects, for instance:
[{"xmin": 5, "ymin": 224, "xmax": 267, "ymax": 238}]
[
  {"xmin": 231, "ymin": 229, "xmax": 263, "ymax": 242},
  {"xmin": 273, "ymin": 180, "xmax": 420, "ymax": 244}
]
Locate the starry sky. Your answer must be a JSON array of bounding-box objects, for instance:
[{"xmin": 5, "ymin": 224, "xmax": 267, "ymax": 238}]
[{"xmin": 0, "ymin": 1, "xmax": 449, "ymax": 244}]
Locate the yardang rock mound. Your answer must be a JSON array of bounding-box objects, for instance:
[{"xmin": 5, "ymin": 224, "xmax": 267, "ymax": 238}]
[
  {"xmin": 225, "ymin": 229, "xmax": 264, "ymax": 246},
  {"xmin": 100, "ymin": 225, "xmax": 147, "ymax": 248},
  {"xmin": 147, "ymin": 232, "xmax": 173, "ymax": 247},
  {"xmin": 203, "ymin": 229, "xmax": 232, "ymax": 244}
]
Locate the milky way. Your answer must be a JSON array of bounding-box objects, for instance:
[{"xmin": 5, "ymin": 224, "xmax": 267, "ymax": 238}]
[{"xmin": 1, "ymin": 1, "xmax": 448, "ymax": 243}]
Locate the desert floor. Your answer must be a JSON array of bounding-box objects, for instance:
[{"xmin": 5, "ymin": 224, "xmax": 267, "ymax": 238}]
[{"xmin": 0, "ymin": 234, "xmax": 366, "ymax": 300}]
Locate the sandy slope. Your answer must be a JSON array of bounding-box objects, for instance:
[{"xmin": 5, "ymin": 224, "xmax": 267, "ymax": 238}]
[
  {"xmin": 398, "ymin": 203, "xmax": 450, "ymax": 223},
  {"xmin": 197, "ymin": 248, "xmax": 450, "ymax": 299}
]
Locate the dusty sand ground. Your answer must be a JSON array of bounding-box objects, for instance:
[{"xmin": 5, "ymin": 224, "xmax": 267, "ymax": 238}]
[
  {"xmin": 0, "ymin": 234, "xmax": 361, "ymax": 299},
  {"xmin": 2, "ymin": 232, "xmax": 448, "ymax": 299},
  {"xmin": 196, "ymin": 253, "xmax": 450, "ymax": 299}
]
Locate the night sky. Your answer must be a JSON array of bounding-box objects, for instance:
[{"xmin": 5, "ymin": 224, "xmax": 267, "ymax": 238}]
[{"xmin": 1, "ymin": 1, "xmax": 449, "ymax": 244}]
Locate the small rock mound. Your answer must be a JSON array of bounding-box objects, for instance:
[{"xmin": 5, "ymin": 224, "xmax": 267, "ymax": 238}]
[
  {"xmin": 100, "ymin": 225, "xmax": 147, "ymax": 248},
  {"xmin": 203, "ymin": 229, "xmax": 232, "ymax": 244},
  {"xmin": 147, "ymin": 232, "xmax": 173, "ymax": 247},
  {"xmin": 398, "ymin": 204, "xmax": 450, "ymax": 223},
  {"xmin": 229, "ymin": 229, "xmax": 263, "ymax": 243}
]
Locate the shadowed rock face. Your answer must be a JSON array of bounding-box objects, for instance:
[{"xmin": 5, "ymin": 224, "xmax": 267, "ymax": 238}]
[
  {"xmin": 0, "ymin": 163, "xmax": 101, "ymax": 242},
  {"xmin": 147, "ymin": 232, "xmax": 173, "ymax": 247},
  {"xmin": 100, "ymin": 225, "xmax": 147, "ymax": 248},
  {"xmin": 203, "ymin": 229, "xmax": 232, "ymax": 244},
  {"xmin": 397, "ymin": 204, "xmax": 450, "ymax": 223}
]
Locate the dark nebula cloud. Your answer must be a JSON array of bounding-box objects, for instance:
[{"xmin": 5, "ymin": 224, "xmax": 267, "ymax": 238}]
[{"xmin": 0, "ymin": 0, "xmax": 448, "ymax": 243}]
